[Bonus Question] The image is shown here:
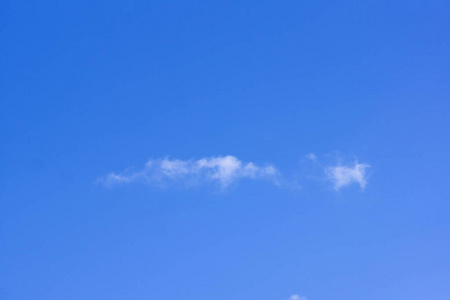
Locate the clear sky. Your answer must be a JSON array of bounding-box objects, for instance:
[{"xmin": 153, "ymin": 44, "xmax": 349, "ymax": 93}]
[{"xmin": 1, "ymin": 1, "xmax": 450, "ymax": 300}]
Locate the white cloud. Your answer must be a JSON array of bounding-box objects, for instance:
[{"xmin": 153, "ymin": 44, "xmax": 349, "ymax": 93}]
[
  {"xmin": 305, "ymin": 153, "xmax": 317, "ymax": 161},
  {"xmin": 99, "ymin": 154, "xmax": 372, "ymax": 192},
  {"xmin": 288, "ymin": 295, "xmax": 307, "ymax": 300},
  {"xmin": 326, "ymin": 162, "xmax": 370, "ymax": 190},
  {"xmin": 99, "ymin": 155, "xmax": 278, "ymax": 189}
]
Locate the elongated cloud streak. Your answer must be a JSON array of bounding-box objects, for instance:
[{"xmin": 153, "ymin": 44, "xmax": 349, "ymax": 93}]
[
  {"xmin": 326, "ymin": 162, "xmax": 370, "ymax": 190},
  {"xmin": 99, "ymin": 154, "xmax": 371, "ymax": 192},
  {"xmin": 288, "ymin": 295, "xmax": 307, "ymax": 300},
  {"xmin": 99, "ymin": 155, "xmax": 278, "ymax": 188}
]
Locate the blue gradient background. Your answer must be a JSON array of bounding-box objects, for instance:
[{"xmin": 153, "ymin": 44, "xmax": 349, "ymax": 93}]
[{"xmin": 1, "ymin": 1, "xmax": 450, "ymax": 299}]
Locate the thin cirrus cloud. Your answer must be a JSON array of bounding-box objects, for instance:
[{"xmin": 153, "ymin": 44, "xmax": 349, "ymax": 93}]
[
  {"xmin": 304, "ymin": 153, "xmax": 317, "ymax": 161},
  {"xmin": 325, "ymin": 162, "xmax": 370, "ymax": 190},
  {"xmin": 99, "ymin": 154, "xmax": 371, "ymax": 191},
  {"xmin": 99, "ymin": 155, "xmax": 278, "ymax": 188},
  {"xmin": 288, "ymin": 295, "xmax": 307, "ymax": 300}
]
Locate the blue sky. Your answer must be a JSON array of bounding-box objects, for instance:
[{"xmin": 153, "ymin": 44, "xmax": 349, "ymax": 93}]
[{"xmin": 1, "ymin": 1, "xmax": 450, "ymax": 299}]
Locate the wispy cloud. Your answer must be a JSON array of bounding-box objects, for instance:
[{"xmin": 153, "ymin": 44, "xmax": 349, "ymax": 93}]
[
  {"xmin": 288, "ymin": 295, "xmax": 307, "ymax": 300},
  {"xmin": 325, "ymin": 162, "xmax": 370, "ymax": 190},
  {"xmin": 99, "ymin": 154, "xmax": 371, "ymax": 192},
  {"xmin": 99, "ymin": 155, "xmax": 278, "ymax": 189},
  {"xmin": 304, "ymin": 153, "xmax": 317, "ymax": 161}
]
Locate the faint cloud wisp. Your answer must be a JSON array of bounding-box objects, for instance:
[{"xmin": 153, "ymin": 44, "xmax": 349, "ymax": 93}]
[
  {"xmin": 98, "ymin": 155, "xmax": 278, "ymax": 189},
  {"xmin": 99, "ymin": 154, "xmax": 371, "ymax": 192},
  {"xmin": 288, "ymin": 295, "xmax": 307, "ymax": 300},
  {"xmin": 325, "ymin": 162, "xmax": 370, "ymax": 190},
  {"xmin": 304, "ymin": 153, "xmax": 317, "ymax": 161}
]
